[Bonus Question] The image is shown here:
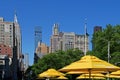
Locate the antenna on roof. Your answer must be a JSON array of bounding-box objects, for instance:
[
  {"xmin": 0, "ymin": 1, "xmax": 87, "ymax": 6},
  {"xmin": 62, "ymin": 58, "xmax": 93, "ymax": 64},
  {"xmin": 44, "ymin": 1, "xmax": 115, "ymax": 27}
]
[{"xmin": 14, "ymin": 10, "xmax": 18, "ymax": 23}]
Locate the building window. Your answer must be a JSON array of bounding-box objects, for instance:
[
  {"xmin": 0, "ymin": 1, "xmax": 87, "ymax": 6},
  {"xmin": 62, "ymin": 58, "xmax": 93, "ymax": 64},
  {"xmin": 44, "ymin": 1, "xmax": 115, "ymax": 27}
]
[{"xmin": 0, "ymin": 60, "xmax": 3, "ymax": 65}]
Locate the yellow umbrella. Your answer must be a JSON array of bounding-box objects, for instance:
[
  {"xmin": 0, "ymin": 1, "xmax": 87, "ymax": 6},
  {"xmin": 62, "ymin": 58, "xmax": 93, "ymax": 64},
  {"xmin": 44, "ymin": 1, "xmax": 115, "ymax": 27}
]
[
  {"xmin": 105, "ymin": 70, "xmax": 120, "ymax": 79},
  {"xmin": 110, "ymin": 70, "xmax": 120, "ymax": 75},
  {"xmin": 59, "ymin": 55, "xmax": 120, "ymax": 72},
  {"xmin": 67, "ymin": 71, "xmax": 106, "ymax": 74},
  {"xmin": 57, "ymin": 76, "xmax": 68, "ymax": 79},
  {"xmin": 81, "ymin": 73, "xmax": 105, "ymax": 77},
  {"xmin": 106, "ymin": 74, "xmax": 120, "ymax": 78},
  {"xmin": 76, "ymin": 74, "xmax": 105, "ymax": 79},
  {"xmin": 59, "ymin": 55, "xmax": 120, "ymax": 78},
  {"xmin": 38, "ymin": 68, "xmax": 65, "ymax": 78}
]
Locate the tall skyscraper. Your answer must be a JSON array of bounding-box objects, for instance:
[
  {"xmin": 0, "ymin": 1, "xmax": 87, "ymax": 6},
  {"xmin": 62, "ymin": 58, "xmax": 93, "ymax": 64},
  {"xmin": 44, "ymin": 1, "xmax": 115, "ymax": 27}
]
[
  {"xmin": 92, "ymin": 26, "xmax": 102, "ymax": 50},
  {"xmin": 34, "ymin": 26, "xmax": 43, "ymax": 63},
  {"xmin": 0, "ymin": 15, "xmax": 22, "ymax": 59},
  {"xmin": 0, "ymin": 17, "xmax": 14, "ymax": 47},
  {"xmin": 50, "ymin": 23, "xmax": 89, "ymax": 53},
  {"xmin": 50, "ymin": 23, "xmax": 62, "ymax": 52},
  {"xmin": 34, "ymin": 26, "xmax": 42, "ymax": 50},
  {"xmin": 62, "ymin": 32, "xmax": 75, "ymax": 51},
  {"xmin": 0, "ymin": 14, "xmax": 22, "ymax": 80},
  {"xmin": 24, "ymin": 53, "xmax": 29, "ymax": 71},
  {"xmin": 94, "ymin": 26, "xmax": 102, "ymax": 33},
  {"xmin": 75, "ymin": 34, "xmax": 89, "ymax": 53}
]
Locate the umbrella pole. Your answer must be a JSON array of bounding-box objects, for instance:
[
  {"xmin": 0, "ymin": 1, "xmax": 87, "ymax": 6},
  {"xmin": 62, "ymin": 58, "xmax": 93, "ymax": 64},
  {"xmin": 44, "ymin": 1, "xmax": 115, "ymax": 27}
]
[
  {"xmin": 88, "ymin": 69, "xmax": 91, "ymax": 80},
  {"xmin": 46, "ymin": 78, "xmax": 49, "ymax": 80},
  {"xmin": 107, "ymin": 72, "xmax": 109, "ymax": 80}
]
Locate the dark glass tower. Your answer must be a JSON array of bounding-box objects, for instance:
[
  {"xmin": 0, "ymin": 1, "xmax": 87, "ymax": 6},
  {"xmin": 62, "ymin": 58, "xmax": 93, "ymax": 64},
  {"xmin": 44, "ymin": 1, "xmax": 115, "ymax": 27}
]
[
  {"xmin": 34, "ymin": 26, "xmax": 42, "ymax": 51},
  {"xmin": 34, "ymin": 26, "xmax": 42, "ymax": 63}
]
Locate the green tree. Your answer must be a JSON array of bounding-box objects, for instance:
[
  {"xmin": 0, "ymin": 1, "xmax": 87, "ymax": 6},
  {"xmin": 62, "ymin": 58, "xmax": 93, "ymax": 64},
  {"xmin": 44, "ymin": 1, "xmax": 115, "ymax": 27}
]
[
  {"xmin": 92, "ymin": 24, "xmax": 120, "ymax": 62},
  {"xmin": 111, "ymin": 52, "xmax": 120, "ymax": 66},
  {"xmin": 25, "ymin": 49, "xmax": 83, "ymax": 79}
]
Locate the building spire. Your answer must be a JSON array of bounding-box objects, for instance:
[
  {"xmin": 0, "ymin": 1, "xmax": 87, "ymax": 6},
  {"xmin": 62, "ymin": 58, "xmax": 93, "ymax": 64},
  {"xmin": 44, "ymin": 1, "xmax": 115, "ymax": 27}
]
[
  {"xmin": 53, "ymin": 23, "xmax": 59, "ymax": 35},
  {"xmin": 14, "ymin": 11, "xmax": 18, "ymax": 23}
]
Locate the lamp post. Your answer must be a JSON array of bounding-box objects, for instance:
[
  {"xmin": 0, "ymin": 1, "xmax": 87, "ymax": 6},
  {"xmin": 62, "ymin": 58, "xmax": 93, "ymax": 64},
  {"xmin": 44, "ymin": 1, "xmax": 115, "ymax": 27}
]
[
  {"xmin": 102, "ymin": 39, "xmax": 110, "ymax": 63},
  {"xmin": 108, "ymin": 41, "xmax": 110, "ymax": 63},
  {"xmin": 107, "ymin": 41, "xmax": 110, "ymax": 80}
]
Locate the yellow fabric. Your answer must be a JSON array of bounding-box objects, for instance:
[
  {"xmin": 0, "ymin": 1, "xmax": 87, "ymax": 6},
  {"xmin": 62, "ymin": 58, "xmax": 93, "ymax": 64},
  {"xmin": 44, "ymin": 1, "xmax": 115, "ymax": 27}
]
[
  {"xmin": 59, "ymin": 55, "xmax": 120, "ymax": 72},
  {"xmin": 38, "ymin": 68, "xmax": 65, "ymax": 78},
  {"xmin": 77, "ymin": 74, "xmax": 105, "ymax": 79},
  {"xmin": 111, "ymin": 70, "xmax": 120, "ymax": 75},
  {"xmin": 57, "ymin": 76, "xmax": 68, "ymax": 79},
  {"xmin": 81, "ymin": 73, "xmax": 105, "ymax": 77},
  {"xmin": 67, "ymin": 71, "xmax": 105, "ymax": 74},
  {"xmin": 106, "ymin": 74, "xmax": 120, "ymax": 78}
]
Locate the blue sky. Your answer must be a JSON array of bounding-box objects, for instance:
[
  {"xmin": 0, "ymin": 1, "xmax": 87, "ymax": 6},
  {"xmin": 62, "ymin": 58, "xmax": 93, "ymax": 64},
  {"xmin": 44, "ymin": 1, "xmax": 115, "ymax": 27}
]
[{"xmin": 0, "ymin": 0, "xmax": 120, "ymax": 65}]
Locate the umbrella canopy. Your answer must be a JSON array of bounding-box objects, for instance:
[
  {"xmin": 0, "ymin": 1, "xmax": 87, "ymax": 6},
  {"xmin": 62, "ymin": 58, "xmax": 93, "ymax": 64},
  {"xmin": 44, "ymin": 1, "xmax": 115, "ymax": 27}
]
[
  {"xmin": 38, "ymin": 68, "xmax": 65, "ymax": 78},
  {"xmin": 110, "ymin": 70, "xmax": 120, "ymax": 75},
  {"xmin": 57, "ymin": 76, "xmax": 68, "ymax": 79},
  {"xmin": 66, "ymin": 71, "xmax": 106, "ymax": 74},
  {"xmin": 106, "ymin": 74, "xmax": 120, "ymax": 78},
  {"xmin": 81, "ymin": 73, "xmax": 105, "ymax": 77},
  {"xmin": 105, "ymin": 70, "xmax": 120, "ymax": 79},
  {"xmin": 59, "ymin": 55, "xmax": 120, "ymax": 72},
  {"xmin": 59, "ymin": 55, "xmax": 120, "ymax": 79},
  {"xmin": 76, "ymin": 74, "xmax": 105, "ymax": 79}
]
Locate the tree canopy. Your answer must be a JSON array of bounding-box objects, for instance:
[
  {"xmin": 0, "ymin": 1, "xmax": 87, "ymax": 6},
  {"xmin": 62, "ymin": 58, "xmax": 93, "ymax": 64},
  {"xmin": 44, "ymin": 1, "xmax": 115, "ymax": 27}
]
[
  {"xmin": 25, "ymin": 49, "xmax": 83, "ymax": 79},
  {"xmin": 92, "ymin": 24, "xmax": 120, "ymax": 62}
]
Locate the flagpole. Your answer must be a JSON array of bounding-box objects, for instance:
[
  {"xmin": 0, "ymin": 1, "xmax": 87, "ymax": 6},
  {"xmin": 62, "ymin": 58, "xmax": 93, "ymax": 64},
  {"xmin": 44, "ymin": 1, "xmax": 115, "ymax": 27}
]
[{"xmin": 84, "ymin": 18, "xmax": 87, "ymax": 56}]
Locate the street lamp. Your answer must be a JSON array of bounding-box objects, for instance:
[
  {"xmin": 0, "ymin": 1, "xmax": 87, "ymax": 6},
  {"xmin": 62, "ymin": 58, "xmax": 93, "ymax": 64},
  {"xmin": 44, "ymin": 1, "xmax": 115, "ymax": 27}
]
[
  {"xmin": 107, "ymin": 41, "xmax": 110, "ymax": 63},
  {"xmin": 107, "ymin": 41, "xmax": 110, "ymax": 80},
  {"xmin": 101, "ymin": 39, "xmax": 110, "ymax": 63}
]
